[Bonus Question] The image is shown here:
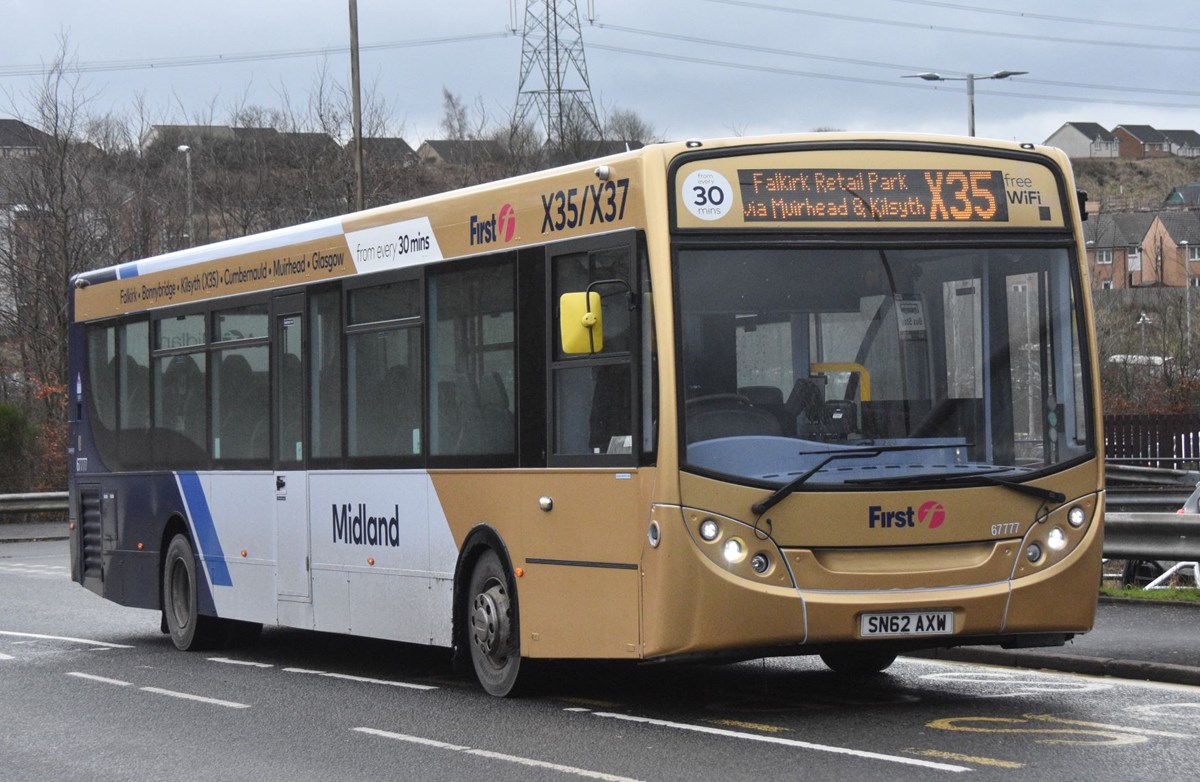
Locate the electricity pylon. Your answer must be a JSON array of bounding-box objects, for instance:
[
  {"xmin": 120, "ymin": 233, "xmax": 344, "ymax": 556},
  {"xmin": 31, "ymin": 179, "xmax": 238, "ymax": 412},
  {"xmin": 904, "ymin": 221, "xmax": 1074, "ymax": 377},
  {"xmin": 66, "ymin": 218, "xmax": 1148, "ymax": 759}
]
[{"xmin": 512, "ymin": 0, "xmax": 602, "ymax": 148}]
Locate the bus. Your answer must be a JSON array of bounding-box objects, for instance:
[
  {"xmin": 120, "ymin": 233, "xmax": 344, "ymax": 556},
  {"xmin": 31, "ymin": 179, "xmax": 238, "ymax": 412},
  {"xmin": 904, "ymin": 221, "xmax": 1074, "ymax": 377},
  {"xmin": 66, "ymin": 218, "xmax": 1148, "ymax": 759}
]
[{"xmin": 68, "ymin": 133, "xmax": 1103, "ymax": 696}]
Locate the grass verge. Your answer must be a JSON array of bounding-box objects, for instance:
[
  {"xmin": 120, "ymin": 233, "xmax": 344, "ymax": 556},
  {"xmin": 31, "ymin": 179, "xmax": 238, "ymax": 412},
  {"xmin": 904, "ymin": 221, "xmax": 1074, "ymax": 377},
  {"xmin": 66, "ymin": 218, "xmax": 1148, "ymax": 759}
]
[{"xmin": 1100, "ymin": 586, "xmax": 1200, "ymax": 604}]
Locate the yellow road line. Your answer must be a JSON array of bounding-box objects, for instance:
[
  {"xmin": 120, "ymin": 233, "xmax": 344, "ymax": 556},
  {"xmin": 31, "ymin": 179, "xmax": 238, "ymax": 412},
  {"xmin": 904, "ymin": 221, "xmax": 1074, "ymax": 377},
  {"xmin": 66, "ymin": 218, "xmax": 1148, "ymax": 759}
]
[
  {"xmin": 907, "ymin": 749, "xmax": 1024, "ymax": 769},
  {"xmin": 704, "ymin": 718, "xmax": 790, "ymax": 734}
]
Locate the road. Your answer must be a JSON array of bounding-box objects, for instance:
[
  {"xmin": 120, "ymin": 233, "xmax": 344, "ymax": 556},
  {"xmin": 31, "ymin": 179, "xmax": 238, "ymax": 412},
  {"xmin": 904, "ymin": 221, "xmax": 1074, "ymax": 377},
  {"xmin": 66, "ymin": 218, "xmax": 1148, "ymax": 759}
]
[{"xmin": 2, "ymin": 538, "xmax": 1198, "ymax": 781}]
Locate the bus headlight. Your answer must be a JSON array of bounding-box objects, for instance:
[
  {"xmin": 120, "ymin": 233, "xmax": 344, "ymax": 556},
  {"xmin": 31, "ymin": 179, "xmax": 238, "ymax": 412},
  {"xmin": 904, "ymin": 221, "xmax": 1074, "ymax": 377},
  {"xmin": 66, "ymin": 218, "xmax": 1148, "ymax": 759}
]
[
  {"xmin": 750, "ymin": 553, "xmax": 771, "ymax": 574},
  {"xmin": 1047, "ymin": 527, "xmax": 1068, "ymax": 551},
  {"xmin": 1068, "ymin": 506, "xmax": 1086, "ymax": 528},
  {"xmin": 1025, "ymin": 543, "xmax": 1043, "ymax": 563},
  {"xmin": 699, "ymin": 518, "xmax": 720, "ymax": 541},
  {"xmin": 723, "ymin": 537, "xmax": 746, "ymax": 563}
]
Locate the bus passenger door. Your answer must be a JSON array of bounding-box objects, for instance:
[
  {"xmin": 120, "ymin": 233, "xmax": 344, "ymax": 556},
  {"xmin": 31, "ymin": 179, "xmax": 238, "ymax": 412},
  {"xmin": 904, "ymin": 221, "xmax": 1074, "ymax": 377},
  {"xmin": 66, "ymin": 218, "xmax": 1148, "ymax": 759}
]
[
  {"xmin": 274, "ymin": 294, "xmax": 311, "ymax": 607},
  {"xmin": 524, "ymin": 233, "xmax": 644, "ymax": 658}
]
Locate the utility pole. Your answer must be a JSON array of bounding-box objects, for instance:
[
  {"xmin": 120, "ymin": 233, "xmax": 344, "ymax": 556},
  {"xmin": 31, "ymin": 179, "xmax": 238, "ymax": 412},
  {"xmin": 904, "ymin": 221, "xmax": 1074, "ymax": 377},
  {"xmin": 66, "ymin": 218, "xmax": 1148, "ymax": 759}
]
[
  {"xmin": 349, "ymin": 0, "xmax": 365, "ymax": 211},
  {"xmin": 177, "ymin": 145, "xmax": 194, "ymax": 248},
  {"xmin": 513, "ymin": 0, "xmax": 601, "ymax": 151}
]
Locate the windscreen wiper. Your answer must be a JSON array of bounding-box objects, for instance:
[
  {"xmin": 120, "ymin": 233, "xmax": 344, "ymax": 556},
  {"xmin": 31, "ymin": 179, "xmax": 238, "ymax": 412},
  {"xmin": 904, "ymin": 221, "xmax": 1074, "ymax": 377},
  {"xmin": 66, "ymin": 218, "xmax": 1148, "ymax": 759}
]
[
  {"xmin": 752, "ymin": 449, "xmax": 884, "ymax": 517},
  {"xmin": 845, "ymin": 471, "xmax": 1066, "ymax": 504},
  {"xmin": 751, "ymin": 442, "xmax": 983, "ymax": 517}
]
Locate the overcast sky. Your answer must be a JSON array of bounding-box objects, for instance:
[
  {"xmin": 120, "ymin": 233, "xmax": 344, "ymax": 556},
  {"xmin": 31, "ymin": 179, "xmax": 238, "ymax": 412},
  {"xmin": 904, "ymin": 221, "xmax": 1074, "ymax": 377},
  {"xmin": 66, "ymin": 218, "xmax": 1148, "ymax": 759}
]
[{"xmin": 7, "ymin": 0, "xmax": 1199, "ymax": 146}]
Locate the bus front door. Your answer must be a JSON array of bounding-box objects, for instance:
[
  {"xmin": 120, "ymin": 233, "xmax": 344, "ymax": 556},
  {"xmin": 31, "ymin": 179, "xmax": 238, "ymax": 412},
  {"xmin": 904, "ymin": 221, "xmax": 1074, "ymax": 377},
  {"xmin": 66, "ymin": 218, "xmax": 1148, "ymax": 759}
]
[{"xmin": 274, "ymin": 295, "xmax": 312, "ymax": 613}]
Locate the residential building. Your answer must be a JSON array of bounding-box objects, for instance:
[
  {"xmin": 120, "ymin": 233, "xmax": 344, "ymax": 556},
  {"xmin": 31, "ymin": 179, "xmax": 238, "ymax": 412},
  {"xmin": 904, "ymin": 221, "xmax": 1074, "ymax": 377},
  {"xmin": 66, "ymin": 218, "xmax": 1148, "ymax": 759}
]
[
  {"xmin": 416, "ymin": 139, "xmax": 504, "ymax": 166},
  {"xmin": 1162, "ymin": 130, "xmax": 1200, "ymax": 159},
  {"xmin": 1084, "ymin": 212, "xmax": 1156, "ymax": 289},
  {"xmin": 1145, "ymin": 210, "xmax": 1200, "ymax": 288},
  {"xmin": 0, "ymin": 119, "xmax": 53, "ymax": 158},
  {"xmin": 1043, "ymin": 122, "xmax": 1119, "ymax": 159},
  {"xmin": 359, "ymin": 137, "xmax": 416, "ymax": 164},
  {"xmin": 1113, "ymin": 125, "xmax": 1172, "ymax": 159}
]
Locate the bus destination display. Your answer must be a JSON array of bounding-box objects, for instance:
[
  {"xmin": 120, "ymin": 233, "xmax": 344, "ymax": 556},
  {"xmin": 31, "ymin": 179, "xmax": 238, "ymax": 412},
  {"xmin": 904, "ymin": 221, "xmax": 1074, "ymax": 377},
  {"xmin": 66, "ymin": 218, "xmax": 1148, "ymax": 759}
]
[{"xmin": 739, "ymin": 168, "xmax": 1013, "ymax": 224}]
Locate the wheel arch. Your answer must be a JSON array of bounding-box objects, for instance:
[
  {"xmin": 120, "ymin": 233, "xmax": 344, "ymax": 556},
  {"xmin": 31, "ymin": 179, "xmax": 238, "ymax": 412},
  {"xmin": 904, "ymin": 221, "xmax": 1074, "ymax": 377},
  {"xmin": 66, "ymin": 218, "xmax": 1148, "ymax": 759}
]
[
  {"xmin": 158, "ymin": 513, "xmax": 191, "ymax": 615},
  {"xmin": 451, "ymin": 524, "xmax": 518, "ymax": 670}
]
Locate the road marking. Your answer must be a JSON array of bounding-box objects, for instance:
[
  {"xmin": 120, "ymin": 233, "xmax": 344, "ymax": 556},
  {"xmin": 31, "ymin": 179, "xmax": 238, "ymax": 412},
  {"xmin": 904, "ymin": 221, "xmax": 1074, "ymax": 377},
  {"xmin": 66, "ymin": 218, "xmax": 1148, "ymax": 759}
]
[
  {"xmin": 67, "ymin": 672, "xmax": 132, "ymax": 686},
  {"xmin": 0, "ymin": 630, "xmax": 133, "ymax": 649},
  {"xmin": 354, "ymin": 727, "xmax": 644, "ymax": 782},
  {"xmin": 1128, "ymin": 703, "xmax": 1200, "ymax": 724},
  {"xmin": 906, "ymin": 749, "xmax": 1024, "ymax": 769},
  {"xmin": 68, "ymin": 671, "xmax": 248, "ymax": 708},
  {"xmin": 921, "ymin": 670, "xmax": 1111, "ymax": 696},
  {"xmin": 283, "ymin": 666, "xmax": 436, "ymax": 690},
  {"xmin": 209, "ymin": 657, "xmax": 274, "ymax": 668},
  {"xmin": 590, "ymin": 712, "xmax": 970, "ymax": 773},
  {"xmin": 140, "ymin": 687, "xmax": 250, "ymax": 709},
  {"xmin": 0, "ymin": 652, "xmax": 14, "ymax": 661},
  {"xmin": 561, "ymin": 697, "xmax": 622, "ymax": 709},
  {"xmin": 1023, "ymin": 714, "xmax": 1193, "ymax": 739},
  {"xmin": 925, "ymin": 714, "xmax": 1186, "ymax": 746},
  {"xmin": 705, "ymin": 718, "xmax": 790, "ymax": 734}
]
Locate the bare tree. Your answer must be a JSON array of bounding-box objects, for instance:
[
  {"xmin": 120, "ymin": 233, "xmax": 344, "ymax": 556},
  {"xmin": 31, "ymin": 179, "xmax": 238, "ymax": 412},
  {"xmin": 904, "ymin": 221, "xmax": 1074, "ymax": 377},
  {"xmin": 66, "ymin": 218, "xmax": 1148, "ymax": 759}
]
[{"xmin": 0, "ymin": 39, "xmax": 125, "ymax": 487}]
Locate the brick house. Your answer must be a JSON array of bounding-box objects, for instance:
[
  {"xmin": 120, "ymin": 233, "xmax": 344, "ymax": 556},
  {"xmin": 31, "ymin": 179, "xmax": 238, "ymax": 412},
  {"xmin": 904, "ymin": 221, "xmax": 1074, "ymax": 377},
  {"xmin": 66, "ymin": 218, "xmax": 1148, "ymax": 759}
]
[
  {"xmin": 1113, "ymin": 125, "xmax": 1172, "ymax": 159},
  {"xmin": 1084, "ymin": 212, "xmax": 1156, "ymax": 289}
]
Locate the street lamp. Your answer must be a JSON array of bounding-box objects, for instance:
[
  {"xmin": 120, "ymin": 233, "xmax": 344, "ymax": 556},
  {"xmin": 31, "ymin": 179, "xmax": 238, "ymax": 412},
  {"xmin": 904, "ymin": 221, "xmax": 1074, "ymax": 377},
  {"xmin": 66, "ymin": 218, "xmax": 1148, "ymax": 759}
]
[
  {"xmin": 177, "ymin": 144, "xmax": 194, "ymax": 248},
  {"xmin": 903, "ymin": 70, "xmax": 1028, "ymax": 137},
  {"xmin": 1137, "ymin": 312, "xmax": 1152, "ymax": 358},
  {"xmin": 1183, "ymin": 240, "xmax": 1191, "ymax": 364}
]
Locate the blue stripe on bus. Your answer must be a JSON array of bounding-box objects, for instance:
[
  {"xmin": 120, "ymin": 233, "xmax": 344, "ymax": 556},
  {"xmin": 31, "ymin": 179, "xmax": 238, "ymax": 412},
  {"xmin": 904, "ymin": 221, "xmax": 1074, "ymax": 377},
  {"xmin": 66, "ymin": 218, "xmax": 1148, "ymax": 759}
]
[{"xmin": 178, "ymin": 472, "xmax": 233, "ymax": 587}]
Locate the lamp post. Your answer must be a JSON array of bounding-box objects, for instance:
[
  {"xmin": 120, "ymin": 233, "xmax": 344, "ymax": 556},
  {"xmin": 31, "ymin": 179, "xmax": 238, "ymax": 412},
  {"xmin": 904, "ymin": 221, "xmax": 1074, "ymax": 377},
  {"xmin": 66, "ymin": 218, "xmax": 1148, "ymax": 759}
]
[
  {"xmin": 1137, "ymin": 311, "xmax": 1152, "ymax": 358},
  {"xmin": 1183, "ymin": 239, "xmax": 1191, "ymax": 365},
  {"xmin": 177, "ymin": 144, "xmax": 194, "ymax": 248},
  {"xmin": 348, "ymin": 0, "xmax": 365, "ymax": 211},
  {"xmin": 903, "ymin": 70, "xmax": 1028, "ymax": 137}
]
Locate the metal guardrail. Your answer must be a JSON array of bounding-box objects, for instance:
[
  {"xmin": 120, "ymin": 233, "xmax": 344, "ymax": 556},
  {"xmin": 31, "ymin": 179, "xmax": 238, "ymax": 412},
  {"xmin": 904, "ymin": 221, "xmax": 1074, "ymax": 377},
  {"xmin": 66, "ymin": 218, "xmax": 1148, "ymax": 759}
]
[
  {"xmin": 0, "ymin": 492, "xmax": 69, "ymax": 515},
  {"xmin": 1103, "ymin": 512, "xmax": 1200, "ymax": 562}
]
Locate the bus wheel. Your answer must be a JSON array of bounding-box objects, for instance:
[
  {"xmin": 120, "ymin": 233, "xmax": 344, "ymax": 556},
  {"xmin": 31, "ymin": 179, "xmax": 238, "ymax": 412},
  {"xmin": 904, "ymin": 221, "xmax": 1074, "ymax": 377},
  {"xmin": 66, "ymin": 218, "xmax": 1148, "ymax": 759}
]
[
  {"xmin": 162, "ymin": 534, "xmax": 220, "ymax": 651},
  {"xmin": 467, "ymin": 550, "xmax": 523, "ymax": 696},
  {"xmin": 820, "ymin": 649, "xmax": 897, "ymax": 675}
]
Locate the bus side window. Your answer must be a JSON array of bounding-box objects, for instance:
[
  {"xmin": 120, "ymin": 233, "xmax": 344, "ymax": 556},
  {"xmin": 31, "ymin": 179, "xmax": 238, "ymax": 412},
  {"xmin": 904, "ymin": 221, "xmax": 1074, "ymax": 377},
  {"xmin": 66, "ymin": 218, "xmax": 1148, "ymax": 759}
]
[{"xmin": 428, "ymin": 258, "xmax": 517, "ymax": 459}]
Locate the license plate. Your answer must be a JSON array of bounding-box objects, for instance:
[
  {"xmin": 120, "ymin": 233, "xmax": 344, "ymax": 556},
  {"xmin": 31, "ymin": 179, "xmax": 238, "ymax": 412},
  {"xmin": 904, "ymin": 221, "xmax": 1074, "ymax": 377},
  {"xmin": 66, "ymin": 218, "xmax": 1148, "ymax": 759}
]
[{"xmin": 860, "ymin": 611, "xmax": 954, "ymax": 637}]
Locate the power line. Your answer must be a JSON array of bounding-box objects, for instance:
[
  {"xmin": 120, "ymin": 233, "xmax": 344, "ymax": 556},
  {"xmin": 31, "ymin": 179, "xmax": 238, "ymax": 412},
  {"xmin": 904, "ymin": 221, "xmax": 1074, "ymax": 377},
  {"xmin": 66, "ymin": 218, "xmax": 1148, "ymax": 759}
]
[
  {"xmin": 594, "ymin": 23, "xmax": 1200, "ymax": 99},
  {"xmin": 586, "ymin": 42, "xmax": 1200, "ymax": 111},
  {"xmin": 702, "ymin": 0, "xmax": 1200, "ymax": 54},
  {"xmin": 888, "ymin": 0, "xmax": 1200, "ymax": 37},
  {"xmin": 0, "ymin": 32, "xmax": 512, "ymax": 78}
]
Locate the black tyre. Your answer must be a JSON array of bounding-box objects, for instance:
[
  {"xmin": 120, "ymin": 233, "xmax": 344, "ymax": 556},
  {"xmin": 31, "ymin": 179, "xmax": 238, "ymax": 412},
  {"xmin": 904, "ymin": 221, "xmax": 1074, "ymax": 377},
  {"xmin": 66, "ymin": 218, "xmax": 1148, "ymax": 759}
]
[
  {"xmin": 1120, "ymin": 559, "xmax": 1166, "ymax": 588},
  {"xmin": 466, "ymin": 550, "xmax": 524, "ymax": 696},
  {"xmin": 820, "ymin": 649, "xmax": 897, "ymax": 675},
  {"xmin": 162, "ymin": 534, "xmax": 223, "ymax": 651}
]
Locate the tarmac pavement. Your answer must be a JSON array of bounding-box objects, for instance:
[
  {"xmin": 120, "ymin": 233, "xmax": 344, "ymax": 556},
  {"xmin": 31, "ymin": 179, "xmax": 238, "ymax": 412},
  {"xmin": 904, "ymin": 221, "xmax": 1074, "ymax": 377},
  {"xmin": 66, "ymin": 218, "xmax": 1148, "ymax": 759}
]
[{"xmin": 4, "ymin": 519, "xmax": 1198, "ymax": 687}]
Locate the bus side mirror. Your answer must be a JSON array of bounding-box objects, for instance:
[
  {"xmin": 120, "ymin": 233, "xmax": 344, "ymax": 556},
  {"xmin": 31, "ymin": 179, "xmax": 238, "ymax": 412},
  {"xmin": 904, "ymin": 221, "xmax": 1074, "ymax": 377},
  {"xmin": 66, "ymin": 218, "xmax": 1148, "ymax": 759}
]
[{"xmin": 560, "ymin": 291, "xmax": 603, "ymax": 354}]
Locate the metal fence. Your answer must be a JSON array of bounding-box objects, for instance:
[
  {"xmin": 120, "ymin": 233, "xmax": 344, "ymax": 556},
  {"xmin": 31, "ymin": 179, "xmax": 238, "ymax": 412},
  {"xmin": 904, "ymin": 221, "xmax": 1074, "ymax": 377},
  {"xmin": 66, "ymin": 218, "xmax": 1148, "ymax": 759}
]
[{"xmin": 1106, "ymin": 413, "xmax": 1200, "ymax": 471}]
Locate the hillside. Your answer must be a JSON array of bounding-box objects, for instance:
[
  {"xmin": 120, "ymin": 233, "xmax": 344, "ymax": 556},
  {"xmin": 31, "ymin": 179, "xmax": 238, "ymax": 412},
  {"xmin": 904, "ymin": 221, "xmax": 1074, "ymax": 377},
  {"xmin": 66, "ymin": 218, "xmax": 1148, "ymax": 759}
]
[{"xmin": 1070, "ymin": 156, "xmax": 1200, "ymax": 212}]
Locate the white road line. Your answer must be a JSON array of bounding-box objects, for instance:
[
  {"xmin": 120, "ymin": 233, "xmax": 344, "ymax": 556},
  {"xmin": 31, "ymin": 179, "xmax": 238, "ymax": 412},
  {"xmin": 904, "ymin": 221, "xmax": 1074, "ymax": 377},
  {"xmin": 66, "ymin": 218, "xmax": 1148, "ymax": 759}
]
[
  {"xmin": 208, "ymin": 657, "xmax": 274, "ymax": 668},
  {"xmin": 67, "ymin": 672, "xmax": 132, "ymax": 686},
  {"xmin": 588, "ymin": 712, "xmax": 971, "ymax": 773},
  {"xmin": 283, "ymin": 667, "xmax": 436, "ymax": 690},
  {"xmin": 0, "ymin": 630, "xmax": 133, "ymax": 649},
  {"xmin": 140, "ymin": 686, "xmax": 250, "ymax": 709},
  {"xmin": 353, "ymin": 727, "xmax": 644, "ymax": 782}
]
